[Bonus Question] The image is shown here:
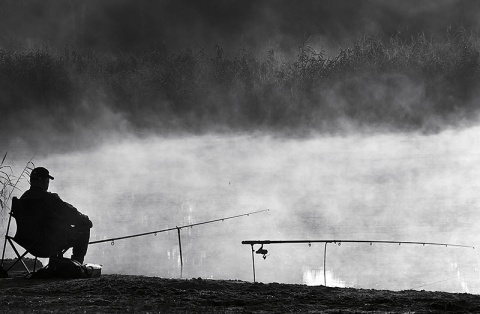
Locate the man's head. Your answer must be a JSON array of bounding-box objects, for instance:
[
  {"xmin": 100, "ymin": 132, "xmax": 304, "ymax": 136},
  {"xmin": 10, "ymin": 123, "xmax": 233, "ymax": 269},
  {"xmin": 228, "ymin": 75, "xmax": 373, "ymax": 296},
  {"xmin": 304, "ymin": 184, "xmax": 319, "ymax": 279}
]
[{"xmin": 30, "ymin": 167, "xmax": 54, "ymax": 190}]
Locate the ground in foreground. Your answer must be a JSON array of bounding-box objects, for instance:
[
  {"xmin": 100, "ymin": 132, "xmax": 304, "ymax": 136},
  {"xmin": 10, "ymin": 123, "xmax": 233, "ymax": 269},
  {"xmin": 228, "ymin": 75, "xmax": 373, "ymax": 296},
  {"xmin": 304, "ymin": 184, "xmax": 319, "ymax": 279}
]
[{"xmin": 0, "ymin": 274, "xmax": 479, "ymax": 313}]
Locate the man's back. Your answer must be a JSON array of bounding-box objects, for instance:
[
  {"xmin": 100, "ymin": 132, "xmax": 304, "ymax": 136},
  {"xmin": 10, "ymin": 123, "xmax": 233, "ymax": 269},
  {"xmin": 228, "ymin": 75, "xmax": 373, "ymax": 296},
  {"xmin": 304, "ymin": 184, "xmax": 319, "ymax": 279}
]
[{"xmin": 21, "ymin": 187, "xmax": 88, "ymax": 227}]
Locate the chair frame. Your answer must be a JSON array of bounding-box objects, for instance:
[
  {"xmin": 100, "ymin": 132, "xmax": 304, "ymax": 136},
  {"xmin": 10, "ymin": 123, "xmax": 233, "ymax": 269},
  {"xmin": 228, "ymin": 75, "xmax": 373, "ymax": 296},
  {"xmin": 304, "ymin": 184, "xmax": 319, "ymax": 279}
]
[{"xmin": 1, "ymin": 197, "xmax": 67, "ymax": 275}]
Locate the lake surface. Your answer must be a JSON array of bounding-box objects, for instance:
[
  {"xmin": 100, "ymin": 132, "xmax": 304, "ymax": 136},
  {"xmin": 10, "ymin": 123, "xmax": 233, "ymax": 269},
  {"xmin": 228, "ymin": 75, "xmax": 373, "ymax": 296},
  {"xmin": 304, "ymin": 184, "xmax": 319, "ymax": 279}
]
[{"xmin": 3, "ymin": 128, "xmax": 480, "ymax": 293}]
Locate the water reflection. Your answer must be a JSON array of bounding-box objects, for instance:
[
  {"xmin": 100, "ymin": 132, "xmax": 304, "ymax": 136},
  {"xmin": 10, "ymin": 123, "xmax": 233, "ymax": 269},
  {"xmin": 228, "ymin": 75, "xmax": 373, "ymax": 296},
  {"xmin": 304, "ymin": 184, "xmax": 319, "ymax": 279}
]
[
  {"xmin": 303, "ymin": 268, "xmax": 347, "ymax": 287},
  {"xmin": 3, "ymin": 129, "xmax": 480, "ymax": 293}
]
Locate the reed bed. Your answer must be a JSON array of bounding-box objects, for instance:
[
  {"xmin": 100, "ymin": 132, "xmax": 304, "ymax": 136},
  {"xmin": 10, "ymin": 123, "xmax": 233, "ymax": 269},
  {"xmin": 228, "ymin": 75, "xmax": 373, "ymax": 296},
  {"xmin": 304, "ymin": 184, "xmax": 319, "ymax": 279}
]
[{"xmin": 1, "ymin": 29, "xmax": 479, "ymax": 135}]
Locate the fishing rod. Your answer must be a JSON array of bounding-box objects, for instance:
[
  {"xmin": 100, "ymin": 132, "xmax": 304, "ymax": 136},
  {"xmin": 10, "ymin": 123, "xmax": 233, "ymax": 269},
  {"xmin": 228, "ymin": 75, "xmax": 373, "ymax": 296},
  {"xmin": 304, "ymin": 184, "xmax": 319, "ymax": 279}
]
[
  {"xmin": 241, "ymin": 239, "xmax": 475, "ymax": 285},
  {"xmin": 90, "ymin": 209, "xmax": 269, "ymax": 245},
  {"xmin": 242, "ymin": 239, "xmax": 475, "ymax": 248},
  {"xmin": 89, "ymin": 209, "xmax": 269, "ymax": 278}
]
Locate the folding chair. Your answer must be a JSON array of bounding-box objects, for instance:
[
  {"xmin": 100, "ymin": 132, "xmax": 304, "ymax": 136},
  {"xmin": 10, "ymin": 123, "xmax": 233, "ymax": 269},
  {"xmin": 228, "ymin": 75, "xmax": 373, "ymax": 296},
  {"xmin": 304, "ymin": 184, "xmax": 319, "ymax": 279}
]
[{"xmin": 1, "ymin": 196, "xmax": 69, "ymax": 275}]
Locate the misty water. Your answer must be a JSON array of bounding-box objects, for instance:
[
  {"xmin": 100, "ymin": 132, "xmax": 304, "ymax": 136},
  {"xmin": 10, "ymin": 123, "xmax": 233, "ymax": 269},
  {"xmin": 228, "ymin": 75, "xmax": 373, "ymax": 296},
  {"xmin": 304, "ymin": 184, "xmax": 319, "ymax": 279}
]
[{"xmin": 3, "ymin": 128, "xmax": 480, "ymax": 294}]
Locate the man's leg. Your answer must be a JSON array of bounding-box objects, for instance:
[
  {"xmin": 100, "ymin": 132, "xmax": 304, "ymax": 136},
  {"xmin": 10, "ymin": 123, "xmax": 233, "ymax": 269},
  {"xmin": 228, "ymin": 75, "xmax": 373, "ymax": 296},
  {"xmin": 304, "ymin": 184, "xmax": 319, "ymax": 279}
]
[{"xmin": 70, "ymin": 229, "xmax": 90, "ymax": 264}]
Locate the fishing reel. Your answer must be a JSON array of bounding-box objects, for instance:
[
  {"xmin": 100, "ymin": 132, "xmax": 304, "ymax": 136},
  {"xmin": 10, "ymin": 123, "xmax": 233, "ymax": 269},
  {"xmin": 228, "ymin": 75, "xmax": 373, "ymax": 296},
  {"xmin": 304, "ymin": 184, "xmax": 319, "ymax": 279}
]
[{"xmin": 255, "ymin": 245, "xmax": 269, "ymax": 259}]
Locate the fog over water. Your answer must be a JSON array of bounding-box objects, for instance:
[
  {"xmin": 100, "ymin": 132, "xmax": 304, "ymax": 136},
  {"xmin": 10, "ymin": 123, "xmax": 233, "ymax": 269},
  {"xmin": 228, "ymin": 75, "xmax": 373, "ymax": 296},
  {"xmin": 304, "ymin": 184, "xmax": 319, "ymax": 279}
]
[
  {"xmin": 2, "ymin": 0, "xmax": 480, "ymax": 295},
  {"xmin": 4, "ymin": 128, "xmax": 480, "ymax": 293}
]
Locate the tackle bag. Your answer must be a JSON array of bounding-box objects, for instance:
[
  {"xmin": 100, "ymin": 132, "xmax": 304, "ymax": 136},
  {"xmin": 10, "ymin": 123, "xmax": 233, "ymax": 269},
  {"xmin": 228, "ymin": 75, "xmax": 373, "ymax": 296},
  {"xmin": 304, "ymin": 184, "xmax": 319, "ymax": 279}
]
[{"xmin": 30, "ymin": 257, "xmax": 102, "ymax": 279}]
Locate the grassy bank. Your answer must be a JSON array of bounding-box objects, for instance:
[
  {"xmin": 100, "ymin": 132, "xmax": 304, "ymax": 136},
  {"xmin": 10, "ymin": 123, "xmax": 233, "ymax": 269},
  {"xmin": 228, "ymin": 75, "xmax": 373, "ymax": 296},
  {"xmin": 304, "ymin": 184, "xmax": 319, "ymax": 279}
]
[
  {"xmin": 1, "ymin": 274, "xmax": 480, "ymax": 313},
  {"xmin": 1, "ymin": 29, "xmax": 480, "ymax": 141}
]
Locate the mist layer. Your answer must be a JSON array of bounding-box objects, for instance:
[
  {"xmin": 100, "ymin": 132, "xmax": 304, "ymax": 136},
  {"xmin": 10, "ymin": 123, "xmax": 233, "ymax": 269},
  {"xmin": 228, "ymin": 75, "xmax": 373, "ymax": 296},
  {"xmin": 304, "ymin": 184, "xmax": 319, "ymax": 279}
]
[{"xmin": 2, "ymin": 30, "xmax": 480, "ymax": 156}]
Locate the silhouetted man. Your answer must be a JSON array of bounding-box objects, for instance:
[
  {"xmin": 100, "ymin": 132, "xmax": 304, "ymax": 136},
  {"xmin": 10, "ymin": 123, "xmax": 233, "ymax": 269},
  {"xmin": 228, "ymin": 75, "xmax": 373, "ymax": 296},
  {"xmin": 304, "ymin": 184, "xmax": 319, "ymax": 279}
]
[{"xmin": 21, "ymin": 167, "xmax": 92, "ymax": 264}]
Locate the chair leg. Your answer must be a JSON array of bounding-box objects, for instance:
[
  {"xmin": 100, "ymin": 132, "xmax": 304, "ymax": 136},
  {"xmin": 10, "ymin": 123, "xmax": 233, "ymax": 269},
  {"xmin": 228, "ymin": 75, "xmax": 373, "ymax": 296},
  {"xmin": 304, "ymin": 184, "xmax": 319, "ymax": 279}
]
[
  {"xmin": 5, "ymin": 237, "xmax": 44, "ymax": 274},
  {"xmin": 2, "ymin": 212, "xmax": 14, "ymax": 268},
  {"xmin": 5, "ymin": 239, "xmax": 31, "ymax": 273}
]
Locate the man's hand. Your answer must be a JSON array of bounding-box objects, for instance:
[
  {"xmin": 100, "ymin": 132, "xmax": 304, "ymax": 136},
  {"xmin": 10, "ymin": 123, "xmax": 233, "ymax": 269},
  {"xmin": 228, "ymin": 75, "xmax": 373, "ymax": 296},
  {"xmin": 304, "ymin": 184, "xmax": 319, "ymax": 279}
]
[{"xmin": 79, "ymin": 214, "xmax": 93, "ymax": 228}]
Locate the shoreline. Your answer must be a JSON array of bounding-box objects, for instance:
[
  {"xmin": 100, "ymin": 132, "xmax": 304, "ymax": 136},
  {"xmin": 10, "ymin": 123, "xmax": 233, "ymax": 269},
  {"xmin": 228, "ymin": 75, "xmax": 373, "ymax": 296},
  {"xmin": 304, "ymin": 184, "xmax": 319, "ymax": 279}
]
[{"xmin": 1, "ymin": 274, "xmax": 480, "ymax": 313}]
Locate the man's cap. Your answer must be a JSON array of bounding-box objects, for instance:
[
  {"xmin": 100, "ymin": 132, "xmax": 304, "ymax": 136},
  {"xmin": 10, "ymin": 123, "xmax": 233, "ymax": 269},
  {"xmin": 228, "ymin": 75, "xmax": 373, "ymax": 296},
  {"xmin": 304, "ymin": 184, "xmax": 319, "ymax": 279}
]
[{"xmin": 30, "ymin": 167, "xmax": 54, "ymax": 180}]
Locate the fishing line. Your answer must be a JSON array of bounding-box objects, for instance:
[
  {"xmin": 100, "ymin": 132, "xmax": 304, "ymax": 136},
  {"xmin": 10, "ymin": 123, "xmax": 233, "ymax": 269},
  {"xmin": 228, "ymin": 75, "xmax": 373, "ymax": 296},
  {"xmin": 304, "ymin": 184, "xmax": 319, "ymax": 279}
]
[
  {"xmin": 409, "ymin": 267, "xmax": 478, "ymax": 290},
  {"xmin": 408, "ymin": 249, "xmax": 479, "ymax": 291},
  {"xmin": 241, "ymin": 239, "xmax": 475, "ymax": 285}
]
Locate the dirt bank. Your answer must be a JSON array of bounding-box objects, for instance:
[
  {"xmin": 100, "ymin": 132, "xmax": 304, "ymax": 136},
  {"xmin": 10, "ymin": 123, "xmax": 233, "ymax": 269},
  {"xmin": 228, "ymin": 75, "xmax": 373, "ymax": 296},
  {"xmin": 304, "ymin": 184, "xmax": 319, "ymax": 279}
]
[{"xmin": 1, "ymin": 274, "xmax": 480, "ymax": 313}]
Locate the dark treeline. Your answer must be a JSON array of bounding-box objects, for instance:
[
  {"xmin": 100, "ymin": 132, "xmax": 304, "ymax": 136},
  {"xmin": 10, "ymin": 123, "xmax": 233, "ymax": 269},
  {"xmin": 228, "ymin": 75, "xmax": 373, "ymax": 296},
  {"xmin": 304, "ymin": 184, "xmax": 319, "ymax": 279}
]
[
  {"xmin": 1, "ymin": 29, "xmax": 480, "ymax": 151},
  {"xmin": 2, "ymin": 0, "xmax": 479, "ymax": 54}
]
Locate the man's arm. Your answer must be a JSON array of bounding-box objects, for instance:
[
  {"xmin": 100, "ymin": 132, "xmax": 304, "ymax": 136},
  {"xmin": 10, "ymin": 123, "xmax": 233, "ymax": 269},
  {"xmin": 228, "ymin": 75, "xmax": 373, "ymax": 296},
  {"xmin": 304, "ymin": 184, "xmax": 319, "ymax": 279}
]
[{"xmin": 45, "ymin": 192, "xmax": 92, "ymax": 228}]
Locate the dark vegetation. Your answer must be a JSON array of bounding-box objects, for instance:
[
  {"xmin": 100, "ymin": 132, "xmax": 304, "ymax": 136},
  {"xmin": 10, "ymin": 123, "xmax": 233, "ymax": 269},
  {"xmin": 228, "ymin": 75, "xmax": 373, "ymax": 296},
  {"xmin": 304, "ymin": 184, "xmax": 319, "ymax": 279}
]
[
  {"xmin": 0, "ymin": 153, "xmax": 32, "ymax": 231},
  {"xmin": 1, "ymin": 29, "xmax": 480, "ymax": 144},
  {"xmin": 2, "ymin": 275, "xmax": 480, "ymax": 313}
]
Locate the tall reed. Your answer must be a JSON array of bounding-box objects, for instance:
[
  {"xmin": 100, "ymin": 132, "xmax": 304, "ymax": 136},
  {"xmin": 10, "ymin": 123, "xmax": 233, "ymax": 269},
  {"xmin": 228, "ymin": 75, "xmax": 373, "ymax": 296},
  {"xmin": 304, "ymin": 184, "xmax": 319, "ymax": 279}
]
[{"xmin": 0, "ymin": 153, "xmax": 34, "ymax": 220}]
